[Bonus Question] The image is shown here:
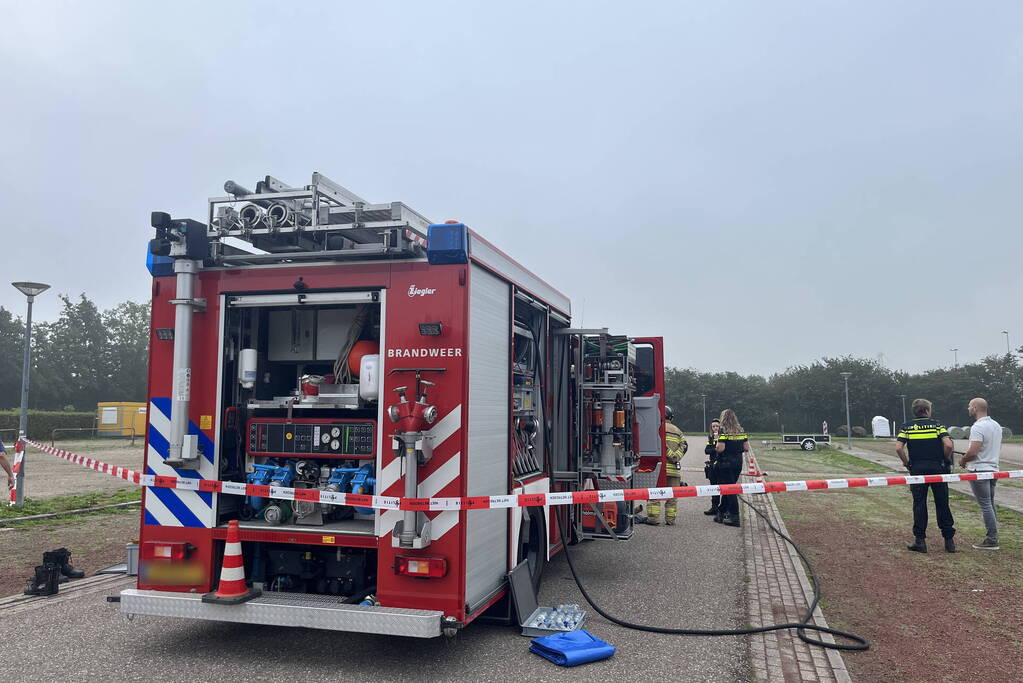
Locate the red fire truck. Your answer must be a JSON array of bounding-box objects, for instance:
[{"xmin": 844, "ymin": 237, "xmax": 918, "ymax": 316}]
[{"xmin": 120, "ymin": 173, "xmax": 666, "ymax": 637}]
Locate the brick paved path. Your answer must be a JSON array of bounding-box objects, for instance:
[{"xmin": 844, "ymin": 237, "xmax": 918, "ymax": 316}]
[{"xmin": 743, "ymin": 453, "xmax": 852, "ymax": 682}]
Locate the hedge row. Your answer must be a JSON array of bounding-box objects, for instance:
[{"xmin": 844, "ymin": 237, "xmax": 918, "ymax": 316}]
[{"xmin": 0, "ymin": 410, "xmax": 96, "ymax": 441}]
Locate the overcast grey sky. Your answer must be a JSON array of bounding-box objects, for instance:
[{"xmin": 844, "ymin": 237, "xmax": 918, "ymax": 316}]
[{"xmin": 1, "ymin": 1, "xmax": 1021, "ymax": 375}]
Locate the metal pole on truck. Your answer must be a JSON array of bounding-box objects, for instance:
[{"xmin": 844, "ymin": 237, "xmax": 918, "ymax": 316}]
[{"xmin": 11, "ymin": 282, "xmax": 50, "ymax": 506}]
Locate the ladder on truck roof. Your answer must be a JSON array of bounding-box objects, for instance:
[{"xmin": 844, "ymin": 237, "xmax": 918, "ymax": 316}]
[{"xmin": 207, "ymin": 172, "xmax": 432, "ymax": 265}]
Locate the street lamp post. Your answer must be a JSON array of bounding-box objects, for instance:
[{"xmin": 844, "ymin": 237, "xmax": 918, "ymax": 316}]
[
  {"xmin": 899, "ymin": 394, "xmax": 907, "ymax": 425},
  {"xmin": 700, "ymin": 394, "xmax": 707, "ymax": 433},
  {"xmin": 840, "ymin": 372, "xmax": 852, "ymax": 450},
  {"xmin": 1003, "ymin": 330, "xmax": 1010, "ymax": 355},
  {"xmin": 11, "ymin": 281, "xmax": 50, "ymax": 506},
  {"xmin": 950, "ymin": 348, "xmax": 959, "ymax": 369}
]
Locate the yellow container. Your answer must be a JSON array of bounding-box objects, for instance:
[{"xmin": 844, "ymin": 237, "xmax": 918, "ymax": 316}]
[{"xmin": 97, "ymin": 402, "xmax": 148, "ymax": 437}]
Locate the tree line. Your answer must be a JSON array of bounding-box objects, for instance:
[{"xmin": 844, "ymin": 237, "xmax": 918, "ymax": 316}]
[
  {"xmin": 0, "ymin": 296, "xmax": 149, "ymax": 412},
  {"xmin": 2, "ymin": 296, "xmax": 1019, "ymax": 433},
  {"xmin": 666, "ymin": 355, "xmax": 1023, "ymax": 435}
]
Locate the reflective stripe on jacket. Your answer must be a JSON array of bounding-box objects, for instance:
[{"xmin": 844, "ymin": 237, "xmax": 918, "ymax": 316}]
[
  {"xmin": 665, "ymin": 422, "xmax": 687, "ymax": 475},
  {"xmin": 717, "ymin": 432, "xmax": 748, "ymax": 461}
]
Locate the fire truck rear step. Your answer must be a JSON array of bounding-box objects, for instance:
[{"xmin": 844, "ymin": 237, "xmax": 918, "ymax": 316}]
[{"xmin": 120, "ymin": 589, "xmax": 443, "ymax": 638}]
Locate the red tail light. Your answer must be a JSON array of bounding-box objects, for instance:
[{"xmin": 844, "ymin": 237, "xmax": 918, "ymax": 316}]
[
  {"xmin": 395, "ymin": 555, "xmax": 447, "ymax": 578},
  {"xmin": 142, "ymin": 541, "xmax": 193, "ymax": 561}
]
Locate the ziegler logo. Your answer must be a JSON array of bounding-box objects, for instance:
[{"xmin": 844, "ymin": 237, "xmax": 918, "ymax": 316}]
[
  {"xmin": 387, "ymin": 347, "xmax": 463, "ymax": 358},
  {"xmin": 408, "ymin": 285, "xmax": 436, "ymax": 297}
]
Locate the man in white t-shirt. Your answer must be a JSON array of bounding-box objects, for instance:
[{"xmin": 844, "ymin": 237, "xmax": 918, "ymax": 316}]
[{"xmin": 958, "ymin": 398, "xmax": 1001, "ymax": 550}]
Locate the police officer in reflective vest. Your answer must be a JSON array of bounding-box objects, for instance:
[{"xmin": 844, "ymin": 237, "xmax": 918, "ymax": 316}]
[
  {"xmin": 647, "ymin": 406, "xmax": 687, "ymax": 526},
  {"xmin": 714, "ymin": 409, "xmax": 748, "ymax": 527},
  {"xmin": 703, "ymin": 419, "xmax": 722, "ymax": 517},
  {"xmin": 895, "ymin": 398, "xmax": 956, "ymax": 553}
]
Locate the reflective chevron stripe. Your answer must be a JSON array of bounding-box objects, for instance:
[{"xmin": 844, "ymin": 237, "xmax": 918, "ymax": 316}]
[
  {"xmin": 143, "ymin": 399, "xmax": 216, "ymax": 528},
  {"xmin": 377, "ymin": 404, "xmax": 463, "ymax": 541}
]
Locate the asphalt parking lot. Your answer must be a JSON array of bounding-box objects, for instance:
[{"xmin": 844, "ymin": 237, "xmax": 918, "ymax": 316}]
[{"xmin": 1, "ymin": 496, "xmax": 750, "ymax": 682}]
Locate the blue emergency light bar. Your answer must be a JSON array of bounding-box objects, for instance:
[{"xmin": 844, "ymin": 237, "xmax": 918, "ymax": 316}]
[
  {"xmin": 147, "ymin": 249, "xmax": 174, "ymax": 277},
  {"xmin": 426, "ymin": 223, "xmax": 469, "ymax": 265}
]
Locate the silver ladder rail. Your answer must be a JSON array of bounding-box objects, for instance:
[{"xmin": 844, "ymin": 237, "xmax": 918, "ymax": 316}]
[{"xmin": 206, "ymin": 172, "xmax": 432, "ymax": 259}]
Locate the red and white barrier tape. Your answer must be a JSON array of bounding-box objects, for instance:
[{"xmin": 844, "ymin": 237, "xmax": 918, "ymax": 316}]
[
  {"xmin": 7, "ymin": 440, "xmax": 24, "ymax": 505},
  {"xmin": 21, "ymin": 440, "xmax": 1023, "ymax": 511}
]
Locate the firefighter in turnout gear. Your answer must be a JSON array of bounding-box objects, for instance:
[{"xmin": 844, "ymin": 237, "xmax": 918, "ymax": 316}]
[{"xmin": 647, "ymin": 406, "xmax": 687, "ymax": 525}]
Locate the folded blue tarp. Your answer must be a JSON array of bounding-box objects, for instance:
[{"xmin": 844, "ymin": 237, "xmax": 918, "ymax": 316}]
[{"xmin": 529, "ymin": 629, "xmax": 616, "ymax": 667}]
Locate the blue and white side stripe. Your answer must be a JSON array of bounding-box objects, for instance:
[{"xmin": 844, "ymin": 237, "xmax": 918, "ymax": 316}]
[{"xmin": 143, "ymin": 398, "xmax": 217, "ymax": 528}]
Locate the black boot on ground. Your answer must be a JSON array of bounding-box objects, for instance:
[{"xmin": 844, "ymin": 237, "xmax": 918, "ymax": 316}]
[
  {"xmin": 907, "ymin": 538, "xmax": 927, "ymax": 553},
  {"xmin": 43, "ymin": 548, "xmax": 85, "ymax": 579},
  {"xmin": 24, "ymin": 563, "xmax": 61, "ymax": 596},
  {"xmin": 724, "ymin": 513, "xmax": 741, "ymax": 527},
  {"xmin": 713, "ymin": 511, "xmax": 724, "ymax": 524},
  {"xmin": 703, "ymin": 506, "xmax": 719, "ymax": 516},
  {"xmin": 944, "ymin": 538, "xmax": 957, "ymax": 553}
]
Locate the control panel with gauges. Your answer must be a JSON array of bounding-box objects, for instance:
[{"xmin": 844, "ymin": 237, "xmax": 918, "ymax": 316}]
[{"xmin": 246, "ymin": 418, "xmax": 376, "ymax": 459}]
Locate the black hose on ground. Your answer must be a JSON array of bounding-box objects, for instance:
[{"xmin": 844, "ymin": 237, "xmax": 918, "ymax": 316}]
[{"xmin": 553, "ymin": 497, "xmax": 869, "ymax": 651}]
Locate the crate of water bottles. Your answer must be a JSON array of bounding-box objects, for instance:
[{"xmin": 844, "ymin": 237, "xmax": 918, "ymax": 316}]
[{"xmin": 520, "ymin": 603, "xmax": 587, "ymax": 637}]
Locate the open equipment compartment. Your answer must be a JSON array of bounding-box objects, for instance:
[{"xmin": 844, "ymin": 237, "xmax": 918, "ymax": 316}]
[{"xmin": 216, "ymin": 291, "xmax": 383, "ymax": 539}]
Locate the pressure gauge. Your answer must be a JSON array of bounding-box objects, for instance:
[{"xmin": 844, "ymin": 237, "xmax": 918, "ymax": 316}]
[
  {"xmin": 331, "ymin": 426, "xmax": 341, "ymax": 438},
  {"xmin": 320, "ymin": 433, "xmax": 331, "ymax": 444},
  {"xmin": 330, "ymin": 439, "xmax": 340, "ymax": 451}
]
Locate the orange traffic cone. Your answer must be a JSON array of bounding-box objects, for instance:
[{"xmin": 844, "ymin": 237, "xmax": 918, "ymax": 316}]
[{"xmin": 202, "ymin": 520, "xmax": 261, "ymax": 605}]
